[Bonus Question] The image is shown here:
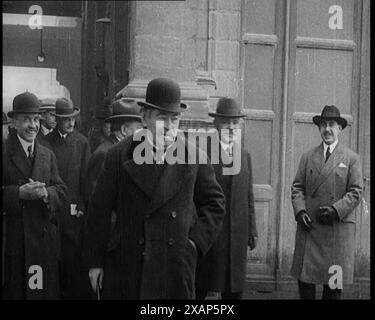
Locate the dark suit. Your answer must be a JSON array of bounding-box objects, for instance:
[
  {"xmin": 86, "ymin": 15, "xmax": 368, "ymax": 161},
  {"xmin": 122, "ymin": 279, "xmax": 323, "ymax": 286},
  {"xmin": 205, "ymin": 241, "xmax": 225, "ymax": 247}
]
[
  {"xmin": 83, "ymin": 133, "xmax": 225, "ymax": 299},
  {"xmin": 2, "ymin": 132, "xmax": 67, "ymax": 299},
  {"xmin": 196, "ymin": 142, "xmax": 257, "ymax": 297},
  {"xmin": 46, "ymin": 128, "xmax": 91, "ymax": 299}
]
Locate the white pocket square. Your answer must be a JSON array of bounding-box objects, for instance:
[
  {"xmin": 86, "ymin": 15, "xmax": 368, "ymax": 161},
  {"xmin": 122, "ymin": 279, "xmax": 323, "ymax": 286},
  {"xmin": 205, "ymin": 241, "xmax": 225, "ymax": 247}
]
[{"xmin": 338, "ymin": 163, "xmax": 347, "ymax": 168}]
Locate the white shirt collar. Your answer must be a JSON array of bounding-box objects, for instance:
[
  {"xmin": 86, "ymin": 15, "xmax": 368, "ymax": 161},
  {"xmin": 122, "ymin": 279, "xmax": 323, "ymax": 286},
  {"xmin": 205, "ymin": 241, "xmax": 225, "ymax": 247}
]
[
  {"xmin": 323, "ymin": 139, "xmax": 338, "ymax": 157},
  {"xmin": 17, "ymin": 134, "xmax": 35, "ymax": 156},
  {"xmin": 58, "ymin": 130, "xmax": 68, "ymax": 139},
  {"xmin": 41, "ymin": 124, "xmax": 52, "ymax": 136}
]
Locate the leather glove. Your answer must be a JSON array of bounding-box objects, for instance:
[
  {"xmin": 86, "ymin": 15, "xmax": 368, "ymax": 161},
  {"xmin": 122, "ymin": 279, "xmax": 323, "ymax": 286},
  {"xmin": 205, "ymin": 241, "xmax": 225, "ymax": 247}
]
[
  {"xmin": 296, "ymin": 210, "xmax": 314, "ymax": 232},
  {"xmin": 248, "ymin": 236, "xmax": 257, "ymax": 250},
  {"xmin": 316, "ymin": 206, "xmax": 339, "ymax": 226}
]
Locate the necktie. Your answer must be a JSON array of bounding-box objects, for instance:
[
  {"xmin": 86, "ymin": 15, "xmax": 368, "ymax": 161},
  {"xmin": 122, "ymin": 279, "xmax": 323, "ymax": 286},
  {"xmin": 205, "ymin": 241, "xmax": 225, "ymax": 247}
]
[
  {"xmin": 27, "ymin": 145, "xmax": 34, "ymax": 164},
  {"xmin": 325, "ymin": 146, "xmax": 331, "ymax": 162}
]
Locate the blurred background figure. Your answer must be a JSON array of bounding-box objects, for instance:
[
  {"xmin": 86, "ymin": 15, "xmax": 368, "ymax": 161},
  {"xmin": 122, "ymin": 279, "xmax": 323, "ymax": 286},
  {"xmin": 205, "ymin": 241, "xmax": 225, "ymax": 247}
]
[
  {"xmin": 2, "ymin": 112, "xmax": 12, "ymax": 142},
  {"xmin": 87, "ymin": 97, "xmax": 112, "ymax": 153},
  {"xmin": 37, "ymin": 97, "xmax": 57, "ymax": 148}
]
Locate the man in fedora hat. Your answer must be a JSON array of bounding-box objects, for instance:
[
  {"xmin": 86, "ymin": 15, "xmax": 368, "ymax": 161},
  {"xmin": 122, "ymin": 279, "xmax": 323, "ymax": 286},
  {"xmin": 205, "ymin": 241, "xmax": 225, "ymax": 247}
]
[
  {"xmin": 84, "ymin": 78, "xmax": 225, "ymax": 299},
  {"xmin": 36, "ymin": 97, "xmax": 56, "ymax": 149},
  {"xmin": 87, "ymin": 97, "xmax": 112, "ymax": 153},
  {"xmin": 84, "ymin": 98, "xmax": 143, "ymax": 299},
  {"xmin": 3, "ymin": 92, "xmax": 67, "ymax": 299},
  {"xmin": 291, "ymin": 105, "xmax": 363, "ymax": 299},
  {"xmin": 46, "ymin": 97, "xmax": 91, "ymax": 299},
  {"xmin": 195, "ymin": 97, "xmax": 257, "ymax": 300}
]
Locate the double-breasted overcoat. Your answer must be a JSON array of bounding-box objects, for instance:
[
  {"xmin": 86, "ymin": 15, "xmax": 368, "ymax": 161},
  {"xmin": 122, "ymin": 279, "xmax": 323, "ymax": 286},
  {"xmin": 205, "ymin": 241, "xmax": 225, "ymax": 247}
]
[
  {"xmin": 83, "ymin": 134, "xmax": 226, "ymax": 299},
  {"xmin": 291, "ymin": 142, "xmax": 363, "ymax": 284}
]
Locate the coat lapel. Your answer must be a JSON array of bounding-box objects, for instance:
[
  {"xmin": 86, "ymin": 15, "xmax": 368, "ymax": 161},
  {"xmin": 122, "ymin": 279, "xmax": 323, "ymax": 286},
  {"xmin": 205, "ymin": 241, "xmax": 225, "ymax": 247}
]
[
  {"xmin": 30, "ymin": 142, "xmax": 48, "ymax": 182},
  {"xmin": 8, "ymin": 133, "xmax": 33, "ymax": 180},
  {"xmin": 311, "ymin": 143, "xmax": 324, "ymax": 174},
  {"xmin": 122, "ymin": 135, "xmax": 186, "ymax": 214},
  {"xmin": 311, "ymin": 142, "xmax": 345, "ymax": 196}
]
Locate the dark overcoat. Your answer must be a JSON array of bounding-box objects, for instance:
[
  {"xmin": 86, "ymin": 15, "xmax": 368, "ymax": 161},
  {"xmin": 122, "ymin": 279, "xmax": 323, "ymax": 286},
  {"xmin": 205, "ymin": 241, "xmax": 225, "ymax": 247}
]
[
  {"xmin": 85, "ymin": 134, "xmax": 117, "ymax": 201},
  {"xmin": 36, "ymin": 130, "xmax": 52, "ymax": 150},
  {"xmin": 2, "ymin": 132, "xmax": 67, "ymax": 299},
  {"xmin": 291, "ymin": 142, "xmax": 363, "ymax": 284},
  {"xmin": 46, "ymin": 129, "xmax": 91, "ymax": 244},
  {"xmin": 83, "ymin": 134, "xmax": 226, "ymax": 299},
  {"xmin": 196, "ymin": 144, "xmax": 257, "ymax": 293}
]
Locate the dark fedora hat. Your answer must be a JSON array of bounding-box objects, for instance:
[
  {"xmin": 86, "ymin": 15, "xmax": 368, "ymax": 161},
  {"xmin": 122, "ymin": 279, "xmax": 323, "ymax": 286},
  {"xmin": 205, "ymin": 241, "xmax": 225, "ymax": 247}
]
[
  {"xmin": 312, "ymin": 105, "xmax": 347, "ymax": 129},
  {"xmin": 209, "ymin": 97, "xmax": 246, "ymax": 118},
  {"xmin": 95, "ymin": 97, "xmax": 112, "ymax": 119},
  {"xmin": 52, "ymin": 98, "xmax": 80, "ymax": 118},
  {"xmin": 105, "ymin": 98, "xmax": 142, "ymax": 123},
  {"xmin": 39, "ymin": 97, "xmax": 56, "ymax": 112},
  {"xmin": 7, "ymin": 92, "xmax": 42, "ymax": 118},
  {"xmin": 137, "ymin": 78, "xmax": 188, "ymax": 114}
]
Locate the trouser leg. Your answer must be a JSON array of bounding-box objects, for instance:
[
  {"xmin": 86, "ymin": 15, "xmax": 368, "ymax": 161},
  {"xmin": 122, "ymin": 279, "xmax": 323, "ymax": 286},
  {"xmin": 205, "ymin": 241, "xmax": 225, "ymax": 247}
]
[
  {"xmin": 298, "ymin": 280, "xmax": 316, "ymax": 300},
  {"xmin": 322, "ymin": 284, "xmax": 342, "ymax": 300}
]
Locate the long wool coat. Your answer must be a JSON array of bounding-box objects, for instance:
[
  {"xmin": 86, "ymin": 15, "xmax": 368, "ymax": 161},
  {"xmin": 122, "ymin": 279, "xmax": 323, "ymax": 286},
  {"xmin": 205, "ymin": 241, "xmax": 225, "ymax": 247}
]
[
  {"xmin": 291, "ymin": 142, "xmax": 363, "ymax": 284},
  {"xmin": 83, "ymin": 134, "xmax": 226, "ymax": 299},
  {"xmin": 46, "ymin": 129, "xmax": 91, "ymax": 245},
  {"xmin": 196, "ymin": 144, "xmax": 257, "ymax": 293},
  {"xmin": 2, "ymin": 132, "xmax": 67, "ymax": 299}
]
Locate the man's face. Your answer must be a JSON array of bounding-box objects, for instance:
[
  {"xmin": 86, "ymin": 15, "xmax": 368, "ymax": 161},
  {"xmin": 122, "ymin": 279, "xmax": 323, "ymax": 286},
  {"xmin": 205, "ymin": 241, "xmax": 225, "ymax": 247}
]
[
  {"xmin": 214, "ymin": 117, "xmax": 243, "ymax": 144},
  {"xmin": 123, "ymin": 120, "xmax": 143, "ymax": 138},
  {"xmin": 102, "ymin": 122, "xmax": 111, "ymax": 137},
  {"xmin": 142, "ymin": 108, "xmax": 180, "ymax": 147},
  {"xmin": 57, "ymin": 116, "xmax": 76, "ymax": 134},
  {"xmin": 319, "ymin": 119, "xmax": 341, "ymax": 145},
  {"xmin": 13, "ymin": 113, "xmax": 40, "ymax": 142},
  {"xmin": 41, "ymin": 111, "xmax": 56, "ymax": 130}
]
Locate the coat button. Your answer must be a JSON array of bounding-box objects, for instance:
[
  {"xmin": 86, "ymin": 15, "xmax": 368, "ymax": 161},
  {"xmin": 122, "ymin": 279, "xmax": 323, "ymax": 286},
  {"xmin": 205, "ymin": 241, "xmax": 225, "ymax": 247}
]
[
  {"xmin": 138, "ymin": 237, "xmax": 145, "ymax": 245},
  {"xmin": 171, "ymin": 211, "xmax": 177, "ymax": 218},
  {"xmin": 168, "ymin": 238, "xmax": 175, "ymax": 246},
  {"xmin": 142, "ymin": 251, "xmax": 145, "ymax": 256},
  {"xmin": 43, "ymin": 226, "xmax": 47, "ymax": 232}
]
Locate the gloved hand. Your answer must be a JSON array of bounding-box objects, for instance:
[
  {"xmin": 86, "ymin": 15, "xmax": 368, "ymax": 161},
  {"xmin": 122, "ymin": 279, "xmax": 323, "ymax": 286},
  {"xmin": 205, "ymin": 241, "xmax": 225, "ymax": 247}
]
[
  {"xmin": 296, "ymin": 210, "xmax": 314, "ymax": 232},
  {"xmin": 316, "ymin": 206, "xmax": 339, "ymax": 226}
]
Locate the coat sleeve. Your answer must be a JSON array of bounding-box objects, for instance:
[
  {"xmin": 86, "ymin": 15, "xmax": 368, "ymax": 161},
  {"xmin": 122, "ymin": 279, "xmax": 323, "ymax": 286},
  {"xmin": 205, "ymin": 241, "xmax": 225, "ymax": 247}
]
[
  {"xmin": 291, "ymin": 151, "xmax": 308, "ymax": 219},
  {"xmin": 332, "ymin": 153, "xmax": 363, "ymax": 220},
  {"xmin": 82, "ymin": 147, "xmax": 118, "ymax": 268},
  {"xmin": 77, "ymin": 139, "xmax": 91, "ymax": 212},
  {"xmin": 46, "ymin": 151, "xmax": 67, "ymax": 215},
  {"xmin": 247, "ymin": 153, "xmax": 257, "ymax": 237},
  {"xmin": 189, "ymin": 153, "xmax": 225, "ymax": 256}
]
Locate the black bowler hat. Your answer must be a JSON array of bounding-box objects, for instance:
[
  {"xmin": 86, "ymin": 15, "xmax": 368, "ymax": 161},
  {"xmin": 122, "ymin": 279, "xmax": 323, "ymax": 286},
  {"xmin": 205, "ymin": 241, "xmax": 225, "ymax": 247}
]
[
  {"xmin": 7, "ymin": 92, "xmax": 42, "ymax": 118},
  {"xmin": 209, "ymin": 97, "xmax": 246, "ymax": 118},
  {"xmin": 312, "ymin": 105, "xmax": 347, "ymax": 129},
  {"xmin": 137, "ymin": 78, "xmax": 188, "ymax": 113},
  {"xmin": 105, "ymin": 98, "xmax": 142, "ymax": 123},
  {"xmin": 40, "ymin": 97, "xmax": 56, "ymax": 112},
  {"xmin": 53, "ymin": 98, "xmax": 80, "ymax": 118},
  {"xmin": 95, "ymin": 97, "xmax": 112, "ymax": 119}
]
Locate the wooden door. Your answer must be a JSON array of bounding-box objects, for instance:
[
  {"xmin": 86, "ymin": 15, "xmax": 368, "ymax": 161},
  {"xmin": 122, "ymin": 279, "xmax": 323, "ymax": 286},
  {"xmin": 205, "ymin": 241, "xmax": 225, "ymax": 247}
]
[
  {"xmin": 241, "ymin": 0, "xmax": 369, "ymax": 291},
  {"xmin": 280, "ymin": 0, "xmax": 367, "ymax": 287},
  {"xmin": 240, "ymin": 0, "xmax": 286, "ymax": 290}
]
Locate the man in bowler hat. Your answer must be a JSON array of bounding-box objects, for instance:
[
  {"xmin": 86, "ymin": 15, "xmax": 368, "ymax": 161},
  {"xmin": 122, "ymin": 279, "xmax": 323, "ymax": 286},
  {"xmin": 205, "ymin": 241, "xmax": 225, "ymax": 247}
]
[
  {"xmin": 84, "ymin": 78, "xmax": 225, "ymax": 299},
  {"xmin": 84, "ymin": 98, "xmax": 143, "ymax": 299},
  {"xmin": 195, "ymin": 98, "xmax": 257, "ymax": 300},
  {"xmin": 3, "ymin": 92, "xmax": 67, "ymax": 299},
  {"xmin": 291, "ymin": 105, "xmax": 363, "ymax": 299},
  {"xmin": 46, "ymin": 98, "xmax": 91, "ymax": 299}
]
